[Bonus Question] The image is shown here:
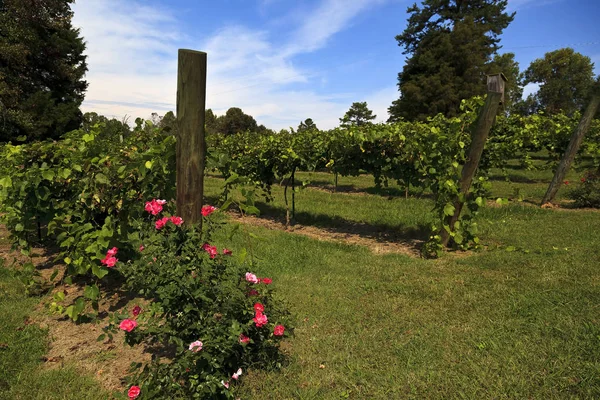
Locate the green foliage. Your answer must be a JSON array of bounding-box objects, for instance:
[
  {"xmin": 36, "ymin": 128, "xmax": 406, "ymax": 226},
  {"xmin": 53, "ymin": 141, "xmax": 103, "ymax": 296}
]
[
  {"xmin": 389, "ymin": 0, "xmax": 515, "ymax": 121},
  {"xmin": 568, "ymin": 170, "xmax": 600, "ymax": 208},
  {"xmin": 0, "ymin": 0, "xmax": 88, "ymax": 142},
  {"xmin": 339, "ymin": 102, "xmax": 376, "ymax": 127},
  {"xmin": 297, "ymin": 118, "xmax": 318, "ymax": 132},
  {"xmin": 522, "ymin": 48, "xmax": 596, "ymax": 115}
]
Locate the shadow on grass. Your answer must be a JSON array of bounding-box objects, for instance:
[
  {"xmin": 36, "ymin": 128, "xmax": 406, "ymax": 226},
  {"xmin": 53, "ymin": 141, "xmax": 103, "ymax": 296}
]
[{"xmin": 207, "ymin": 194, "xmax": 429, "ymax": 252}]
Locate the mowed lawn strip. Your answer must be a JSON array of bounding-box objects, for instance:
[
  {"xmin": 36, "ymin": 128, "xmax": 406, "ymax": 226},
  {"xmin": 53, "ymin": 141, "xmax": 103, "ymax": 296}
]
[{"xmin": 210, "ymin": 200, "xmax": 600, "ymax": 398}]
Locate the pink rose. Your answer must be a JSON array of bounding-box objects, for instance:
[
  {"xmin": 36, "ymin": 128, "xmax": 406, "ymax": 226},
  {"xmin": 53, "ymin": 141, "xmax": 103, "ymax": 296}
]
[
  {"xmin": 223, "ymin": 248, "xmax": 232, "ymax": 255},
  {"xmin": 261, "ymin": 277, "xmax": 272, "ymax": 285},
  {"xmin": 201, "ymin": 243, "xmax": 218, "ymax": 259},
  {"xmin": 221, "ymin": 380, "xmax": 230, "ymax": 389},
  {"xmin": 253, "ymin": 312, "xmax": 268, "ymax": 328},
  {"xmin": 119, "ymin": 319, "xmax": 137, "ymax": 332},
  {"xmin": 101, "ymin": 256, "xmax": 118, "ymax": 268},
  {"xmin": 128, "ymin": 385, "xmax": 141, "ymax": 399},
  {"xmin": 106, "ymin": 247, "xmax": 118, "ymax": 257},
  {"xmin": 239, "ymin": 333, "xmax": 250, "ymax": 344},
  {"xmin": 170, "ymin": 216, "xmax": 183, "ymax": 226},
  {"xmin": 245, "ymin": 273, "xmax": 259, "ymax": 284},
  {"xmin": 254, "ymin": 303, "xmax": 264, "ymax": 313},
  {"xmin": 155, "ymin": 217, "xmax": 169, "ymax": 230},
  {"xmin": 188, "ymin": 340, "xmax": 203, "ymax": 352},
  {"xmin": 132, "ymin": 306, "xmax": 142, "ymax": 317},
  {"xmin": 139, "ymin": 244, "xmax": 144, "ymax": 252},
  {"xmin": 201, "ymin": 205, "xmax": 217, "ymax": 217},
  {"xmin": 144, "ymin": 199, "xmax": 166, "ymax": 215},
  {"xmin": 274, "ymin": 325, "xmax": 285, "ymax": 336},
  {"xmin": 232, "ymin": 368, "xmax": 242, "ymax": 380}
]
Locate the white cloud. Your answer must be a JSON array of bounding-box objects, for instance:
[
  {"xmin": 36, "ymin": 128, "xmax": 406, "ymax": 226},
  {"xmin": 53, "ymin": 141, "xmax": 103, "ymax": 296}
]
[
  {"xmin": 72, "ymin": 0, "xmax": 391, "ymax": 130},
  {"xmin": 507, "ymin": 0, "xmax": 562, "ymax": 10}
]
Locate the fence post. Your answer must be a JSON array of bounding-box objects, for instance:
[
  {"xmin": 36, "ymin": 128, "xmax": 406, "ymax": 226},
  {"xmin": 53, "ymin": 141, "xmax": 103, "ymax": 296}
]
[
  {"xmin": 440, "ymin": 74, "xmax": 505, "ymax": 247},
  {"xmin": 541, "ymin": 90, "xmax": 600, "ymax": 206},
  {"xmin": 176, "ymin": 49, "xmax": 207, "ymax": 226}
]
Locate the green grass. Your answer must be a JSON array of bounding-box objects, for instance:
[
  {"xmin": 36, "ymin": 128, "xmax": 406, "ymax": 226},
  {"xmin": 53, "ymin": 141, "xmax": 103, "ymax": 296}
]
[
  {"xmin": 204, "ymin": 161, "xmax": 600, "ymax": 399},
  {"xmin": 0, "ymin": 260, "xmax": 109, "ymax": 400}
]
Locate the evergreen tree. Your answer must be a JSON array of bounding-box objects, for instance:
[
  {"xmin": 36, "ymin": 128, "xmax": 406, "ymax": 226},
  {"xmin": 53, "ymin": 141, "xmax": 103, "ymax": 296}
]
[
  {"xmin": 388, "ymin": 0, "xmax": 514, "ymax": 121},
  {"xmin": 0, "ymin": 0, "xmax": 88, "ymax": 142},
  {"xmin": 340, "ymin": 102, "xmax": 376, "ymax": 127}
]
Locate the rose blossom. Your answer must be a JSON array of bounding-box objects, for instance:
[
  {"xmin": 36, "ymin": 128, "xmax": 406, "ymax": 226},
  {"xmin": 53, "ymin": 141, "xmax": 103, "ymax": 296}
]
[
  {"xmin": 564, "ymin": 180, "xmax": 569, "ymax": 185},
  {"xmin": 232, "ymin": 368, "xmax": 242, "ymax": 380},
  {"xmin": 155, "ymin": 217, "xmax": 169, "ymax": 230},
  {"xmin": 223, "ymin": 248, "xmax": 232, "ymax": 255},
  {"xmin": 202, "ymin": 243, "xmax": 218, "ymax": 259},
  {"xmin": 101, "ymin": 255, "xmax": 118, "ymax": 268},
  {"xmin": 132, "ymin": 305, "xmax": 142, "ymax": 317},
  {"xmin": 247, "ymin": 289, "xmax": 259, "ymax": 297},
  {"xmin": 239, "ymin": 333, "xmax": 250, "ymax": 344},
  {"xmin": 144, "ymin": 199, "xmax": 166, "ymax": 215},
  {"xmin": 274, "ymin": 325, "xmax": 285, "ymax": 336},
  {"xmin": 261, "ymin": 277, "xmax": 272, "ymax": 285},
  {"xmin": 253, "ymin": 312, "xmax": 268, "ymax": 328},
  {"xmin": 139, "ymin": 245, "xmax": 144, "ymax": 252},
  {"xmin": 253, "ymin": 303, "xmax": 264, "ymax": 313},
  {"xmin": 188, "ymin": 340, "xmax": 203, "ymax": 352},
  {"xmin": 170, "ymin": 216, "xmax": 184, "ymax": 226},
  {"xmin": 245, "ymin": 273, "xmax": 259, "ymax": 284},
  {"xmin": 201, "ymin": 205, "xmax": 217, "ymax": 217},
  {"xmin": 221, "ymin": 380, "xmax": 230, "ymax": 389},
  {"xmin": 119, "ymin": 319, "xmax": 137, "ymax": 332},
  {"xmin": 106, "ymin": 247, "xmax": 118, "ymax": 257},
  {"xmin": 128, "ymin": 385, "xmax": 141, "ymax": 399}
]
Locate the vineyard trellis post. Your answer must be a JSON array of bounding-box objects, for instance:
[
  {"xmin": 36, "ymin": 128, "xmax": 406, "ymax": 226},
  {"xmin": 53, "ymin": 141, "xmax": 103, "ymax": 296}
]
[
  {"xmin": 176, "ymin": 49, "xmax": 207, "ymax": 226},
  {"xmin": 440, "ymin": 73, "xmax": 505, "ymax": 247},
  {"xmin": 541, "ymin": 83, "xmax": 600, "ymax": 206}
]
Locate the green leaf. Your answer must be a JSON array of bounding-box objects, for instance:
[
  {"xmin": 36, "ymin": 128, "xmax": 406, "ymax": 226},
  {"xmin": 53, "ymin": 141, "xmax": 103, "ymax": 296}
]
[
  {"xmin": 60, "ymin": 168, "xmax": 72, "ymax": 179},
  {"xmin": 82, "ymin": 133, "xmax": 95, "ymax": 142},
  {"xmin": 92, "ymin": 264, "xmax": 109, "ymax": 279},
  {"xmin": 42, "ymin": 170, "xmax": 55, "ymax": 180},
  {"xmin": 505, "ymin": 246, "xmax": 516, "ymax": 252},
  {"xmin": 64, "ymin": 257, "xmax": 72, "ymax": 264},
  {"xmin": 84, "ymin": 285, "xmax": 100, "ymax": 301},
  {"xmin": 475, "ymin": 197, "xmax": 485, "ymax": 207},
  {"xmin": 95, "ymin": 173, "xmax": 109, "ymax": 184},
  {"xmin": 15, "ymin": 223, "xmax": 24, "ymax": 232},
  {"xmin": 145, "ymin": 161, "xmax": 153, "ymax": 169},
  {"xmin": 238, "ymin": 248, "xmax": 247, "ymax": 265},
  {"xmin": 0, "ymin": 176, "xmax": 12, "ymax": 188},
  {"xmin": 443, "ymin": 203, "xmax": 455, "ymax": 216}
]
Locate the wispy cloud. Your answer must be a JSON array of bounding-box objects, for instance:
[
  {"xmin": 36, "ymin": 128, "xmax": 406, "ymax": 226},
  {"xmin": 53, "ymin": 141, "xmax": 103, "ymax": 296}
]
[{"xmin": 72, "ymin": 0, "xmax": 392, "ymax": 128}]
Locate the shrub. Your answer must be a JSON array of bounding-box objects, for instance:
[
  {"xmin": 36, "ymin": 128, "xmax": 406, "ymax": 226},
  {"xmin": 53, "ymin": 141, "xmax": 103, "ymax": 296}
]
[
  {"xmin": 568, "ymin": 170, "xmax": 600, "ymax": 208},
  {"xmin": 103, "ymin": 202, "xmax": 292, "ymax": 399}
]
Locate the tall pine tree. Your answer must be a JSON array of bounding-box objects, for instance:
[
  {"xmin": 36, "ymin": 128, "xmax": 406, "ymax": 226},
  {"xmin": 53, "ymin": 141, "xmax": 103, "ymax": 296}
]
[
  {"xmin": 388, "ymin": 0, "xmax": 515, "ymax": 121},
  {"xmin": 0, "ymin": 0, "xmax": 88, "ymax": 142}
]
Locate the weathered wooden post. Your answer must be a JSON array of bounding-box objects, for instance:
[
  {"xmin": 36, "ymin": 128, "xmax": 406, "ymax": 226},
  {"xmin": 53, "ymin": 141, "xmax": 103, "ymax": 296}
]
[
  {"xmin": 176, "ymin": 49, "xmax": 207, "ymax": 226},
  {"xmin": 541, "ymin": 84, "xmax": 600, "ymax": 206},
  {"xmin": 440, "ymin": 73, "xmax": 506, "ymax": 247}
]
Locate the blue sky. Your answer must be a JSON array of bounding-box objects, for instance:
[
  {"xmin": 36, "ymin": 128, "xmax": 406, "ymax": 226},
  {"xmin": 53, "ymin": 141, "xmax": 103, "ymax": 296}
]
[{"xmin": 72, "ymin": 0, "xmax": 600, "ymax": 129}]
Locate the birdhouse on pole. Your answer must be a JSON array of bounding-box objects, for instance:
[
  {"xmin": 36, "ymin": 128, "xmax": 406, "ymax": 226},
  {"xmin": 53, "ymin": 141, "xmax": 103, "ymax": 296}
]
[{"xmin": 486, "ymin": 73, "xmax": 507, "ymax": 104}]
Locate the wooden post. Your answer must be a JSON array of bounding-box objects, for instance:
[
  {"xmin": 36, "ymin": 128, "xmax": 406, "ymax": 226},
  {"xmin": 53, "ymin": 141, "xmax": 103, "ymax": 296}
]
[
  {"xmin": 541, "ymin": 93, "xmax": 600, "ymax": 206},
  {"xmin": 440, "ymin": 75, "xmax": 505, "ymax": 247},
  {"xmin": 176, "ymin": 49, "xmax": 207, "ymax": 226}
]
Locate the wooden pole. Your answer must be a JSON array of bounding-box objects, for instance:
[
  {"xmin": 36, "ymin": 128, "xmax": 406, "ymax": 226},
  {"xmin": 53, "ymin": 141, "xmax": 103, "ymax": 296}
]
[
  {"xmin": 440, "ymin": 88, "xmax": 503, "ymax": 247},
  {"xmin": 176, "ymin": 49, "xmax": 207, "ymax": 226},
  {"xmin": 541, "ymin": 93, "xmax": 600, "ymax": 206}
]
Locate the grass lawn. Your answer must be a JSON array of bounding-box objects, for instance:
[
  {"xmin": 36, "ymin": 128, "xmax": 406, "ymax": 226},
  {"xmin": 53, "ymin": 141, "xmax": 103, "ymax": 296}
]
[
  {"xmin": 0, "ymin": 255, "xmax": 109, "ymax": 399},
  {"xmin": 2, "ymin": 158, "xmax": 599, "ymax": 399}
]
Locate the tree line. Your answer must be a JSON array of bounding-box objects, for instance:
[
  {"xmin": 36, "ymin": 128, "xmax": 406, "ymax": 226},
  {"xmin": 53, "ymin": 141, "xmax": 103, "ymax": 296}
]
[{"xmin": 0, "ymin": 0, "xmax": 598, "ymax": 143}]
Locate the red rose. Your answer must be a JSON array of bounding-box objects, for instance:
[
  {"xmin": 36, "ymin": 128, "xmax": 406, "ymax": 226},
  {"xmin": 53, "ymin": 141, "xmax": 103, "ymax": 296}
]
[
  {"xmin": 254, "ymin": 303, "xmax": 264, "ymax": 313},
  {"xmin": 132, "ymin": 306, "xmax": 142, "ymax": 317},
  {"xmin": 170, "ymin": 216, "xmax": 183, "ymax": 226},
  {"xmin": 247, "ymin": 289, "xmax": 259, "ymax": 297},
  {"xmin": 564, "ymin": 180, "xmax": 569, "ymax": 185},
  {"xmin": 106, "ymin": 247, "xmax": 118, "ymax": 257},
  {"xmin": 223, "ymin": 248, "xmax": 232, "ymax": 255},
  {"xmin": 128, "ymin": 385, "xmax": 141, "ymax": 399},
  {"xmin": 101, "ymin": 255, "xmax": 118, "ymax": 268},
  {"xmin": 261, "ymin": 277, "xmax": 272, "ymax": 285},
  {"xmin": 155, "ymin": 217, "xmax": 169, "ymax": 230},
  {"xmin": 201, "ymin": 205, "xmax": 217, "ymax": 217},
  {"xmin": 273, "ymin": 325, "xmax": 285, "ymax": 336},
  {"xmin": 239, "ymin": 333, "xmax": 250, "ymax": 344}
]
